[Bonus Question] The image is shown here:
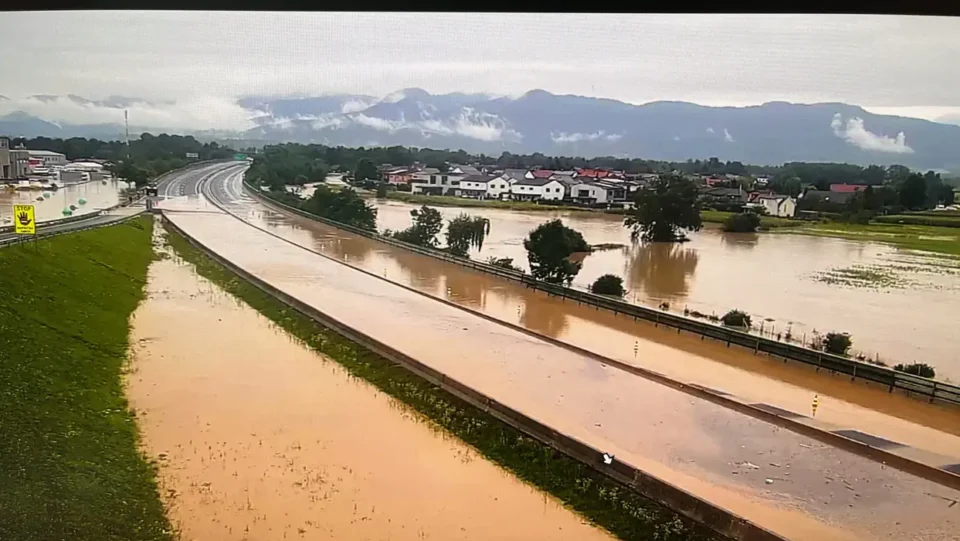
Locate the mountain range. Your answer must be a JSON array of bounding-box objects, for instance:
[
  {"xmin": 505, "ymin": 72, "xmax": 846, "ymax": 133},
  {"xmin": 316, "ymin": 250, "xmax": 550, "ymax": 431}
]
[{"xmin": 3, "ymin": 89, "xmax": 960, "ymax": 172}]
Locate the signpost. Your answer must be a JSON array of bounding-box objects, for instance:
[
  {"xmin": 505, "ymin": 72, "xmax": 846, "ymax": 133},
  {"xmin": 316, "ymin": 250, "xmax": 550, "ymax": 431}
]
[
  {"xmin": 185, "ymin": 152, "xmax": 199, "ymax": 159},
  {"xmin": 13, "ymin": 204, "xmax": 36, "ymax": 249},
  {"xmin": 234, "ymin": 153, "xmax": 247, "ymax": 161}
]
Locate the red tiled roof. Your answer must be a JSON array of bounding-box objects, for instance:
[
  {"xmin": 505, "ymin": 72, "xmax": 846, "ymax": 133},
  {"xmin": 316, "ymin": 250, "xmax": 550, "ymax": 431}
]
[
  {"xmin": 576, "ymin": 169, "xmax": 611, "ymax": 178},
  {"xmin": 830, "ymin": 184, "xmax": 867, "ymax": 193},
  {"xmin": 531, "ymin": 169, "xmax": 554, "ymax": 178}
]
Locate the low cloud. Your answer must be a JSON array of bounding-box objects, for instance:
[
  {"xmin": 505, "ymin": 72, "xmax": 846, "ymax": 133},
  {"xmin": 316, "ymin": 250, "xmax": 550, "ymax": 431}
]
[
  {"xmin": 346, "ymin": 108, "xmax": 518, "ymax": 142},
  {"xmin": 551, "ymin": 130, "xmax": 622, "ymax": 143},
  {"xmin": 340, "ymin": 99, "xmax": 373, "ymax": 114},
  {"xmin": 723, "ymin": 128, "xmax": 734, "ymax": 143},
  {"xmin": 831, "ymin": 113, "xmax": 914, "ymax": 154},
  {"xmin": 706, "ymin": 127, "xmax": 715, "ymax": 134}
]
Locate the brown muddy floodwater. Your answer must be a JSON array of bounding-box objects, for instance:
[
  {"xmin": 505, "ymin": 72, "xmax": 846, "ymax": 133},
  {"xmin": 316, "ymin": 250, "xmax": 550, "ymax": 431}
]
[
  {"xmin": 197, "ymin": 169, "xmax": 960, "ymax": 466},
  {"xmin": 162, "ymin": 199, "xmax": 960, "ymax": 541},
  {"xmin": 126, "ymin": 225, "xmax": 614, "ymax": 541},
  {"xmin": 0, "ymin": 180, "xmax": 129, "ymax": 224},
  {"xmin": 374, "ymin": 200, "xmax": 960, "ymax": 380}
]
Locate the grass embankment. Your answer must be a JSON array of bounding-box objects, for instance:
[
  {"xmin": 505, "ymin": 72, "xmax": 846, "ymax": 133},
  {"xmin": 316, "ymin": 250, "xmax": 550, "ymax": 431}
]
[
  {"xmin": 0, "ymin": 217, "xmax": 171, "ymax": 541},
  {"xmin": 700, "ymin": 209, "xmax": 804, "ymax": 229},
  {"xmin": 787, "ymin": 222, "xmax": 960, "ymax": 258},
  {"xmin": 874, "ymin": 213, "xmax": 960, "ymax": 228},
  {"xmin": 163, "ymin": 225, "xmax": 722, "ymax": 541}
]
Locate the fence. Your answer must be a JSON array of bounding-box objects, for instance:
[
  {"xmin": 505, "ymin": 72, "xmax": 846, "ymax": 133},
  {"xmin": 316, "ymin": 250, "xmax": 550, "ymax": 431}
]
[
  {"xmin": 162, "ymin": 213, "xmax": 785, "ymax": 541},
  {"xmin": 243, "ymin": 182, "xmax": 960, "ymax": 409}
]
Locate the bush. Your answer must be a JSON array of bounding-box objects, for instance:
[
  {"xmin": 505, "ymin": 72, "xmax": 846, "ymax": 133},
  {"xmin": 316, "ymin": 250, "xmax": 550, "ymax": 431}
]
[
  {"xmin": 486, "ymin": 257, "xmax": 523, "ymax": 272},
  {"xmin": 721, "ymin": 213, "xmax": 761, "ymax": 233},
  {"xmin": 720, "ymin": 309, "xmax": 751, "ymax": 328},
  {"xmin": 590, "ymin": 274, "xmax": 625, "ymax": 296},
  {"xmin": 893, "ymin": 362, "xmax": 936, "ymax": 378},
  {"xmin": 821, "ymin": 332, "xmax": 852, "ymax": 355}
]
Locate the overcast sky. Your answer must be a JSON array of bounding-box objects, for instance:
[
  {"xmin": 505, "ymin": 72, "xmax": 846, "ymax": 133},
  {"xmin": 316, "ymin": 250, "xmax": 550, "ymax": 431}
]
[{"xmin": 2, "ymin": 11, "xmax": 960, "ymax": 131}]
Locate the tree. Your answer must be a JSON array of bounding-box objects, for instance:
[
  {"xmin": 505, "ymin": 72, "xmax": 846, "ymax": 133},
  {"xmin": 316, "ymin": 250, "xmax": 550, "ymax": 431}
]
[
  {"xmin": 898, "ymin": 173, "xmax": 927, "ymax": 210},
  {"xmin": 721, "ymin": 309, "xmax": 752, "ymax": 328},
  {"xmin": 486, "ymin": 257, "xmax": 523, "ymax": 272},
  {"xmin": 354, "ymin": 158, "xmax": 379, "ymax": 182},
  {"xmin": 624, "ymin": 174, "xmax": 702, "ymax": 242},
  {"xmin": 376, "ymin": 182, "xmax": 388, "ymax": 198},
  {"xmin": 391, "ymin": 206, "xmax": 443, "ymax": 248},
  {"xmin": 523, "ymin": 219, "xmax": 590, "ymax": 284},
  {"xmin": 112, "ymin": 160, "xmax": 150, "ymax": 187},
  {"xmin": 893, "ymin": 362, "xmax": 936, "ymax": 378},
  {"xmin": 445, "ymin": 214, "xmax": 490, "ymax": 257},
  {"xmin": 821, "ymin": 332, "xmax": 852, "ymax": 355},
  {"xmin": 303, "ymin": 186, "xmax": 377, "ymax": 231},
  {"xmin": 722, "ymin": 213, "xmax": 761, "ymax": 233},
  {"xmin": 590, "ymin": 274, "xmax": 625, "ymax": 296}
]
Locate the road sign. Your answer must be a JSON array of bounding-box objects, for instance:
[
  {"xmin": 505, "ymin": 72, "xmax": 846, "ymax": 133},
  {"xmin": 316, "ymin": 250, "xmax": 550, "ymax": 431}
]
[
  {"xmin": 185, "ymin": 152, "xmax": 199, "ymax": 159},
  {"xmin": 13, "ymin": 204, "xmax": 36, "ymax": 235},
  {"xmin": 234, "ymin": 153, "xmax": 247, "ymax": 161}
]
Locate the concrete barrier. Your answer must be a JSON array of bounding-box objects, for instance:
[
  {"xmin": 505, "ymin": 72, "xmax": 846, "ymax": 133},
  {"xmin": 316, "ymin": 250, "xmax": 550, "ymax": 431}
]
[{"xmin": 161, "ymin": 213, "xmax": 787, "ymax": 541}]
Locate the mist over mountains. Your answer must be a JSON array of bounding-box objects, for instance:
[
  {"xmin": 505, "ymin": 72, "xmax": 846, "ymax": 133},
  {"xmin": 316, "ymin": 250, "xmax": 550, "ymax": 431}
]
[{"xmin": 3, "ymin": 88, "xmax": 960, "ymax": 172}]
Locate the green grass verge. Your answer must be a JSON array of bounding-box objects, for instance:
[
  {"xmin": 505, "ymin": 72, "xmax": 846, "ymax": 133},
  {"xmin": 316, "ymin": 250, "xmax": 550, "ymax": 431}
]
[
  {"xmin": 162, "ymin": 224, "xmax": 724, "ymax": 541},
  {"xmin": 786, "ymin": 221, "xmax": 960, "ymax": 257},
  {"xmin": 874, "ymin": 214, "xmax": 960, "ymax": 228},
  {"xmin": 700, "ymin": 210, "xmax": 805, "ymax": 229},
  {"xmin": 0, "ymin": 216, "xmax": 171, "ymax": 541}
]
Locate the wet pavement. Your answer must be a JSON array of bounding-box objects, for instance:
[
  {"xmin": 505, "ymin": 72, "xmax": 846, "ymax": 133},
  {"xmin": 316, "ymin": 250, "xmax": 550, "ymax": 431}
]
[
  {"xmin": 127, "ymin": 226, "xmax": 615, "ymax": 541},
  {"xmin": 161, "ymin": 183, "xmax": 960, "ymax": 541}
]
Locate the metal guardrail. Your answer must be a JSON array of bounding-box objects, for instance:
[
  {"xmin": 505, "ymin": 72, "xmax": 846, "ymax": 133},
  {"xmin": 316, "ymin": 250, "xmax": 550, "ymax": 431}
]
[
  {"xmin": 244, "ymin": 181, "xmax": 960, "ymax": 408},
  {"xmin": 161, "ymin": 212, "xmax": 785, "ymax": 541}
]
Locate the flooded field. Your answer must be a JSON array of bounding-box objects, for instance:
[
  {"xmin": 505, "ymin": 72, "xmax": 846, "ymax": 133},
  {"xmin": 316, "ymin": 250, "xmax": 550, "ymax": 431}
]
[
  {"xmin": 373, "ymin": 200, "xmax": 960, "ymax": 379},
  {"xmin": 162, "ymin": 197, "xmax": 960, "ymax": 541},
  {"xmin": 127, "ymin": 227, "xmax": 615, "ymax": 541},
  {"xmin": 0, "ymin": 180, "xmax": 129, "ymax": 224}
]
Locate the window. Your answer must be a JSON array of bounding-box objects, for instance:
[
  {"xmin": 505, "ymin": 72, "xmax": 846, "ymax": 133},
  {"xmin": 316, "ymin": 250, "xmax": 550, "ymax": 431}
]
[{"xmin": 430, "ymin": 175, "xmax": 437, "ymax": 184}]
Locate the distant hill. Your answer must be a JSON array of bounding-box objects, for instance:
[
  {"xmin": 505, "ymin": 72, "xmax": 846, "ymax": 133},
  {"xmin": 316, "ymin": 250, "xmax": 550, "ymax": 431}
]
[{"xmin": 5, "ymin": 89, "xmax": 960, "ymax": 171}]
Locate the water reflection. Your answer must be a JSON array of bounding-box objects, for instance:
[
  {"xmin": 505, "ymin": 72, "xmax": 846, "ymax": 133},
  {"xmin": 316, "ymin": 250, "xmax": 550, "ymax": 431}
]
[
  {"xmin": 719, "ymin": 232, "xmax": 759, "ymax": 251},
  {"xmin": 443, "ymin": 272, "xmax": 488, "ymax": 308},
  {"xmin": 520, "ymin": 292, "xmax": 569, "ymax": 338},
  {"xmin": 626, "ymin": 242, "xmax": 700, "ymax": 302}
]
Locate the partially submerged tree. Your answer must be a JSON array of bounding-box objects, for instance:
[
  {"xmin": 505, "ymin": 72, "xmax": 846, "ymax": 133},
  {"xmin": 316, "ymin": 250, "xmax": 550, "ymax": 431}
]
[
  {"xmin": 391, "ymin": 206, "xmax": 444, "ymax": 248},
  {"xmin": 354, "ymin": 157, "xmax": 379, "ymax": 182},
  {"xmin": 590, "ymin": 274, "xmax": 625, "ymax": 297},
  {"xmin": 721, "ymin": 212, "xmax": 761, "ymax": 233},
  {"xmin": 893, "ymin": 362, "xmax": 936, "ymax": 379},
  {"xmin": 523, "ymin": 219, "xmax": 590, "ymax": 284},
  {"xmin": 624, "ymin": 174, "xmax": 702, "ymax": 242},
  {"xmin": 486, "ymin": 257, "xmax": 523, "ymax": 272},
  {"xmin": 303, "ymin": 185, "xmax": 377, "ymax": 231},
  {"xmin": 721, "ymin": 309, "xmax": 752, "ymax": 328},
  {"xmin": 445, "ymin": 214, "xmax": 490, "ymax": 257},
  {"xmin": 821, "ymin": 332, "xmax": 852, "ymax": 355}
]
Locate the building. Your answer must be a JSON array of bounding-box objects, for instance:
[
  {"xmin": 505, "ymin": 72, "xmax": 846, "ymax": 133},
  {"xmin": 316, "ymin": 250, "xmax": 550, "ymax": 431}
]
[
  {"xmin": 510, "ymin": 177, "xmax": 565, "ymax": 201},
  {"xmin": 410, "ymin": 168, "xmax": 466, "ymax": 196},
  {"xmin": 28, "ymin": 149, "xmax": 67, "ymax": 166},
  {"xmin": 569, "ymin": 181, "xmax": 609, "ymax": 205},
  {"xmin": 383, "ymin": 166, "xmax": 415, "ymax": 185},
  {"xmin": 755, "ymin": 195, "xmax": 797, "ymax": 217},
  {"xmin": 0, "ymin": 137, "xmax": 11, "ymax": 179},
  {"xmin": 829, "ymin": 183, "xmax": 867, "ymax": 193},
  {"xmin": 457, "ymin": 174, "xmax": 511, "ymax": 199}
]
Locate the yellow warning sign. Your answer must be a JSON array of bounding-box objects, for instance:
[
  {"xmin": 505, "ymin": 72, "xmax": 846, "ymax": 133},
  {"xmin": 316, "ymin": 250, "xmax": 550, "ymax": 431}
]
[{"xmin": 13, "ymin": 204, "xmax": 36, "ymax": 235}]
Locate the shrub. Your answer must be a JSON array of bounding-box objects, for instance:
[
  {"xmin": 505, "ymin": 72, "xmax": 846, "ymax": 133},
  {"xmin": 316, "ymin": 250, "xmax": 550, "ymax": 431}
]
[
  {"xmin": 821, "ymin": 332, "xmax": 852, "ymax": 355},
  {"xmin": 590, "ymin": 274, "xmax": 625, "ymax": 296},
  {"xmin": 720, "ymin": 309, "xmax": 752, "ymax": 328},
  {"xmin": 721, "ymin": 213, "xmax": 761, "ymax": 233},
  {"xmin": 893, "ymin": 362, "xmax": 936, "ymax": 378},
  {"xmin": 486, "ymin": 257, "xmax": 523, "ymax": 272}
]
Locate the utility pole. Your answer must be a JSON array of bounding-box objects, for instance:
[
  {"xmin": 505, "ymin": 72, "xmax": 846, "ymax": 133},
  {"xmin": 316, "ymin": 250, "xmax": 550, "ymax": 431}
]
[{"xmin": 124, "ymin": 109, "xmax": 130, "ymax": 158}]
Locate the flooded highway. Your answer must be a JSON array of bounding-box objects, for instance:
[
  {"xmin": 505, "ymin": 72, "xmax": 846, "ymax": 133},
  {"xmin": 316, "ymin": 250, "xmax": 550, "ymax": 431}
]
[
  {"xmin": 373, "ymin": 200, "xmax": 960, "ymax": 379},
  {"xmin": 128, "ymin": 224, "xmax": 615, "ymax": 541},
  {"xmin": 161, "ymin": 177, "xmax": 960, "ymax": 541},
  {"xmin": 0, "ymin": 179, "xmax": 130, "ymax": 224},
  {"xmin": 197, "ymin": 166, "xmax": 960, "ymax": 463}
]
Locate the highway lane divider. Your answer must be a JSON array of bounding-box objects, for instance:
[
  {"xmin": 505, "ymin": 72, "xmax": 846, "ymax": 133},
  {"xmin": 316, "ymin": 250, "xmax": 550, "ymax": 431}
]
[
  {"xmin": 160, "ymin": 212, "xmax": 785, "ymax": 541},
  {"xmin": 242, "ymin": 180, "xmax": 960, "ymax": 410},
  {"xmin": 203, "ymin": 179, "xmax": 960, "ymax": 492}
]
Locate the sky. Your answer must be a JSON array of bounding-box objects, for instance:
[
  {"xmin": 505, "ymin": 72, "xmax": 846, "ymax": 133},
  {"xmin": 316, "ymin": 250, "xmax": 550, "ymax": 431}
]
[{"xmin": 2, "ymin": 11, "xmax": 960, "ymax": 132}]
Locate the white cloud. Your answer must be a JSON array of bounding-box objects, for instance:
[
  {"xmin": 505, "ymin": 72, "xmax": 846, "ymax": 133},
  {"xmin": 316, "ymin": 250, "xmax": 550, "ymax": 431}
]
[
  {"xmin": 340, "ymin": 99, "xmax": 372, "ymax": 114},
  {"xmin": 550, "ymin": 130, "xmax": 622, "ymax": 143},
  {"xmin": 342, "ymin": 108, "xmax": 518, "ymax": 142},
  {"xmin": 723, "ymin": 128, "xmax": 735, "ymax": 142},
  {"xmin": 672, "ymin": 135, "xmax": 681, "ymax": 141},
  {"xmin": 351, "ymin": 113, "xmax": 407, "ymax": 132},
  {"xmin": 706, "ymin": 127, "xmax": 715, "ymax": 133},
  {"xmin": 831, "ymin": 113, "xmax": 914, "ymax": 154}
]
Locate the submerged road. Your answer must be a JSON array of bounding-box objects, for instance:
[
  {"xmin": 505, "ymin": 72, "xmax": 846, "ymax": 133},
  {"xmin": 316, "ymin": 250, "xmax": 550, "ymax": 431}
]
[{"xmin": 159, "ymin": 163, "xmax": 960, "ymax": 541}]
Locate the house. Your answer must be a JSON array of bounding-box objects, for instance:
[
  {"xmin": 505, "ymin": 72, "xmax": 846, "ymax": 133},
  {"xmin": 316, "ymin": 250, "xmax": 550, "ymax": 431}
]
[
  {"xmin": 830, "ymin": 183, "xmax": 867, "ymax": 193},
  {"xmin": 510, "ymin": 177, "xmax": 566, "ymax": 201},
  {"xmin": 449, "ymin": 164, "xmax": 481, "ymax": 176},
  {"xmin": 458, "ymin": 174, "xmax": 511, "ymax": 199},
  {"xmin": 569, "ymin": 181, "xmax": 610, "ymax": 205},
  {"xmin": 699, "ymin": 186, "xmax": 747, "ymax": 211},
  {"xmin": 798, "ymin": 189, "xmax": 854, "ymax": 212},
  {"xmin": 500, "ymin": 169, "xmax": 533, "ymax": 184},
  {"xmin": 383, "ymin": 166, "xmax": 415, "ymax": 185},
  {"xmin": 755, "ymin": 195, "xmax": 797, "ymax": 217},
  {"xmin": 594, "ymin": 179, "xmax": 627, "ymax": 203},
  {"xmin": 530, "ymin": 169, "xmax": 554, "ymax": 179}
]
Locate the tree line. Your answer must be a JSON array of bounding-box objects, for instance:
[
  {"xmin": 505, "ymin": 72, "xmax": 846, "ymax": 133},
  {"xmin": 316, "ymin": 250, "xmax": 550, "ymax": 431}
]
[{"xmin": 10, "ymin": 133, "xmax": 237, "ymax": 186}]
